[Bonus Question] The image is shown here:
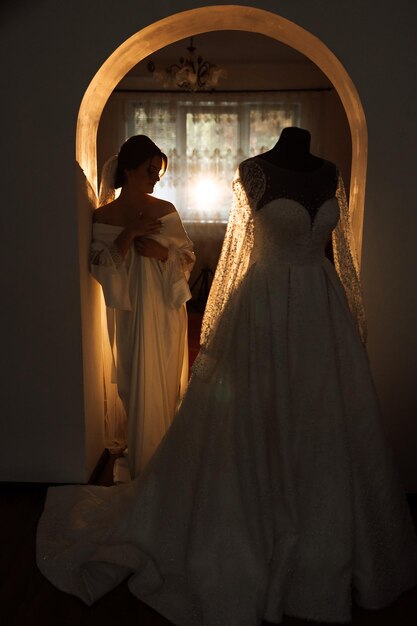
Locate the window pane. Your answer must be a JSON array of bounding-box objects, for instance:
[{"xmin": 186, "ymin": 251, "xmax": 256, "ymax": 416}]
[
  {"xmin": 133, "ymin": 104, "xmax": 179, "ymax": 206},
  {"xmin": 130, "ymin": 98, "xmax": 301, "ymax": 223},
  {"xmin": 249, "ymin": 105, "xmax": 300, "ymax": 156},
  {"xmin": 184, "ymin": 109, "xmax": 239, "ymax": 221}
]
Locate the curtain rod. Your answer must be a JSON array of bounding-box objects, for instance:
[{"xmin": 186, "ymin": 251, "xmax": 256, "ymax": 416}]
[{"xmin": 114, "ymin": 87, "xmax": 333, "ymax": 94}]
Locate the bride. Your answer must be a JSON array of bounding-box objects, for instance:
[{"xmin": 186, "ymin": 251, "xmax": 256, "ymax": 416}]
[
  {"xmin": 91, "ymin": 135, "xmax": 195, "ymax": 478},
  {"xmin": 37, "ymin": 128, "xmax": 417, "ymax": 625}
]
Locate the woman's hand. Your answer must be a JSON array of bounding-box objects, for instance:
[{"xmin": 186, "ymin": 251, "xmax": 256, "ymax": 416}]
[
  {"xmin": 112, "ymin": 215, "xmax": 162, "ymax": 261},
  {"xmin": 128, "ymin": 214, "xmax": 162, "ymax": 238},
  {"xmin": 135, "ymin": 238, "xmax": 168, "ymax": 261}
]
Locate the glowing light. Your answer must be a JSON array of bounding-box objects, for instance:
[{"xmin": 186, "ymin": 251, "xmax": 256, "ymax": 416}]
[{"xmin": 191, "ymin": 176, "xmax": 222, "ymax": 206}]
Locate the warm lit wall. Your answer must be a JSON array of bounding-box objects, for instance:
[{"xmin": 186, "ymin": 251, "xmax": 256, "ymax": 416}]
[{"xmin": 1, "ymin": 1, "xmax": 416, "ymax": 488}]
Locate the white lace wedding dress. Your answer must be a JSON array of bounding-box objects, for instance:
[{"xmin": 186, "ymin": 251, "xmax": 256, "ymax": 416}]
[{"xmin": 37, "ymin": 158, "xmax": 417, "ymax": 625}]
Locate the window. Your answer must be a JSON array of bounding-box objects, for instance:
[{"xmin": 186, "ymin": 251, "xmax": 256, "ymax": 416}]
[{"xmin": 124, "ymin": 94, "xmax": 302, "ymax": 222}]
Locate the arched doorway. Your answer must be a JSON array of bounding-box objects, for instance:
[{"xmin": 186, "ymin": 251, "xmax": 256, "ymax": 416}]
[
  {"xmin": 76, "ymin": 5, "xmax": 368, "ymax": 471},
  {"xmin": 77, "ymin": 5, "xmax": 367, "ymax": 252}
]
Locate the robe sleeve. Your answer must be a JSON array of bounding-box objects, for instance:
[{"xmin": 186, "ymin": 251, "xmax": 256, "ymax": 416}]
[
  {"xmin": 159, "ymin": 219, "xmax": 196, "ymax": 309},
  {"xmin": 90, "ymin": 238, "xmax": 132, "ymax": 311}
]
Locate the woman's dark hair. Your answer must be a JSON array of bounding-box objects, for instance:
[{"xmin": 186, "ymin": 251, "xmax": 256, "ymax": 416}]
[{"xmin": 114, "ymin": 135, "xmax": 168, "ymax": 189}]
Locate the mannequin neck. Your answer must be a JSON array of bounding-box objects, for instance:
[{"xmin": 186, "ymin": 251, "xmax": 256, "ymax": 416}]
[{"xmin": 260, "ymin": 127, "xmax": 323, "ymax": 172}]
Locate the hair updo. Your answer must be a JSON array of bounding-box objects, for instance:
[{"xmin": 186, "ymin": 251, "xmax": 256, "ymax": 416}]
[{"xmin": 114, "ymin": 135, "xmax": 168, "ymax": 189}]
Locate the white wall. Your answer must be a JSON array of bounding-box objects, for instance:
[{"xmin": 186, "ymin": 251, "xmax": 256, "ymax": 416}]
[{"xmin": 1, "ymin": 1, "xmax": 416, "ymax": 489}]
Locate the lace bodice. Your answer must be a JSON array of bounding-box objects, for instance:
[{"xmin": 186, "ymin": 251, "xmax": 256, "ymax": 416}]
[
  {"xmin": 251, "ymin": 197, "xmax": 339, "ymax": 268},
  {"xmin": 255, "ymin": 157, "xmax": 339, "ymax": 220}
]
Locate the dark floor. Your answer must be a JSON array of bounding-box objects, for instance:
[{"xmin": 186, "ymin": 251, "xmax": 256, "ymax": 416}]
[{"xmin": 1, "ymin": 456, "xmax": 417, "ymax": 626}]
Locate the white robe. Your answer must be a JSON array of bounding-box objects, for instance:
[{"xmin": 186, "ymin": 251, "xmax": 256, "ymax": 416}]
[{"xmin": 90, "ymin": 212, "xmax": 195, "ymax": 477}]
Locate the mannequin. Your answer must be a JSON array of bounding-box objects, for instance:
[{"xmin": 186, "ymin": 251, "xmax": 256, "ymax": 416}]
[
  {"xmin": 256, "ymin": 127, "xmax": 338, "ymax": 258},
  {"xmin": 259, "ymin": 126, "xmax": 323, "ymax": 172}
]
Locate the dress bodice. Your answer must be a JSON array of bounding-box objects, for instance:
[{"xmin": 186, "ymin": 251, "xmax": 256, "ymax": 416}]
[
  {"xmin": 251, "ymin": 197, "xmax": 340, "ymax": 267},
  {"xmin": 254, "ymin": 156, "xmax": 338, "ymax": 219}
]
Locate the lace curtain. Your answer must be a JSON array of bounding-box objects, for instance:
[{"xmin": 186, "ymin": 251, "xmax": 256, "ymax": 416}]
[{"xmin": 121, "ymin": 90, "xmax": 325, "ymax": 222}]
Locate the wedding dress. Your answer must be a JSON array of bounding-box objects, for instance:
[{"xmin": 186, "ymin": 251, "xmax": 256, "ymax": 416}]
[{"xmin": 37, "ymin": 157, "xmax": 417, "ymax": 625}]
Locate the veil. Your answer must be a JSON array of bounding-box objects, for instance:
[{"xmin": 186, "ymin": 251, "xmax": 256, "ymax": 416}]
[
  {"xmin": 200, "ymin": 159, "xmax": 265, "ymax": 347},
  {"xmin": 192, "ymin": 159, "xmax": 264, "ymax": 379},
  {"xmin": 98, "ymin": 155, "xmax": 118, "ymax": 206}
]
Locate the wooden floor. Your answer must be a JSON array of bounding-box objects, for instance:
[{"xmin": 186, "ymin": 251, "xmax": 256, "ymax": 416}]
[{"xmin": 1, "ymin": 455, "xmax": 417, "ymax": 626}]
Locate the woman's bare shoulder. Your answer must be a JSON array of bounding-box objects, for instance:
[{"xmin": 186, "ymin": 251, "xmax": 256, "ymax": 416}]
[
  {"xmin": 150, "ymin": 197, "xmax": 177, "ymax": 218},
  {"xmin": 93, "ymin": 200, "xmax": 119, "ymax": 224}
]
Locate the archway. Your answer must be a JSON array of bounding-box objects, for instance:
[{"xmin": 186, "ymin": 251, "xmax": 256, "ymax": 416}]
[
  {"xmin": 77, "ymin": 5, "xmax": 367, "ymax": 254},
  {"xmin": 76, "ymin": 5, "xmax": 368, "ymax": 473}
]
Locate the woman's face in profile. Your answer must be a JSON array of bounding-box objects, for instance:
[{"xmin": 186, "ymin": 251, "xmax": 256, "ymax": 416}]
[{"xmin": 127, "ymin": 155, "xmax": 163, "ymax": 194}]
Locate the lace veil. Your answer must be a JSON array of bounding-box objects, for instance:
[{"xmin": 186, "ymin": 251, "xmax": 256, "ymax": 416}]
[
  {"xmin": 199, "ymin": 159, "xmax": 366, "ymax": 356},
  {"xmin": 98, "ymin": 155, "xmax": 118, "ymax": 206},
  {"xmin": 200, "ymin": 160, "xmax": 264, "ymax": 347}
]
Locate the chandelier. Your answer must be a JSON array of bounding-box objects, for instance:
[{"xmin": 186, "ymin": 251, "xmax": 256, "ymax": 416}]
[{"xmin": 147, "ymin": 37, "xmax": 226, "ymax": 92}]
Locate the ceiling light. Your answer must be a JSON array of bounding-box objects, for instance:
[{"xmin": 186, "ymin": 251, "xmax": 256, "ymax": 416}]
[{"xmin": 147, "ymin": 37, "xmax": 226, "ymax": 92}]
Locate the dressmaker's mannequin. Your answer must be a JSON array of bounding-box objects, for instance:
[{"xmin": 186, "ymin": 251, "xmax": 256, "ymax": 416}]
[
  {"xmin": 260, "ymin": 127, "xmax": 323, "ymax": 172},
  {"xmin": 256, "ymin": 127, "xmax": 338, "ymax": 219},
  {"xmin": 255, "ymin": 127, "xmax": 338, "ymax": 261}
]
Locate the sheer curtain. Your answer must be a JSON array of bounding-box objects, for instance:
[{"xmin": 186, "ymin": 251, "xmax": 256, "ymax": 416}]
[{"xmin": 122, "ymin": 90, "xmax": 325, "ymax": 222}]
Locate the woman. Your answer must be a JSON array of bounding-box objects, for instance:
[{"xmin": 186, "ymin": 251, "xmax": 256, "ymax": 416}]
[
  {"xmin": 90, "ymin": 135, "xmax": 195, "ymax": 478},
  {"xmin": 38, "ymin": 129, "xmax": 417, "ymax": 624}
]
